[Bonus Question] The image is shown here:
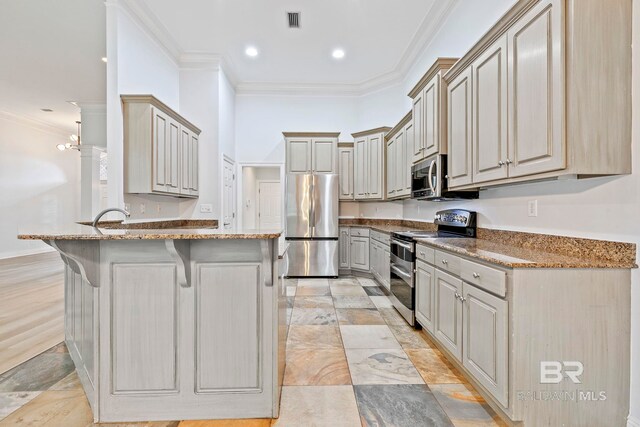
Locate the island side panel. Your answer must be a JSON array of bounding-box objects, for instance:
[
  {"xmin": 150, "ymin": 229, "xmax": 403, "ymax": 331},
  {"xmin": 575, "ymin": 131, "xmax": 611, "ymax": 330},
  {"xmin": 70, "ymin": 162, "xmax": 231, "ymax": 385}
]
[{"xmin": 96, "ymin": 238, "xmax": 278, "ymax": 422}]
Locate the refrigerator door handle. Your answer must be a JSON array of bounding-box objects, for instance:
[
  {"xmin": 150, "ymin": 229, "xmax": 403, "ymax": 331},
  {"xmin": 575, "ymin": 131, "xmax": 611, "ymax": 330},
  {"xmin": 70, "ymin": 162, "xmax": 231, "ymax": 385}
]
[{"xmin": 309, "ymin": 175, "xmax": 315, "ymax": 237}]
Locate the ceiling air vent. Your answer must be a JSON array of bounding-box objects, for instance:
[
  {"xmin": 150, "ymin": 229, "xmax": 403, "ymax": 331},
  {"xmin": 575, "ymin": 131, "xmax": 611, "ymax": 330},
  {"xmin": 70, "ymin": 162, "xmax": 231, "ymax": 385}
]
[{"xmin": 287, "ymin": 12, "xmax": 300, "ymax": 28}]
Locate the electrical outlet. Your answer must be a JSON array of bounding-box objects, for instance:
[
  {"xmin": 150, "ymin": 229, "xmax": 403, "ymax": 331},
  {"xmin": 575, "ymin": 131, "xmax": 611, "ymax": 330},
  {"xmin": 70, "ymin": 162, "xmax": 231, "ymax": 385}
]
[
  {"xmin": 139, "ymin": 203, "xmax": 146, "ymax": 214},
  {"xmin": 200, "ymin": 204, "xmax": 213, "ymax": 213},
  {"xmin": 528, "ymin": 200, "xmax": 538, "ymax": 217}
]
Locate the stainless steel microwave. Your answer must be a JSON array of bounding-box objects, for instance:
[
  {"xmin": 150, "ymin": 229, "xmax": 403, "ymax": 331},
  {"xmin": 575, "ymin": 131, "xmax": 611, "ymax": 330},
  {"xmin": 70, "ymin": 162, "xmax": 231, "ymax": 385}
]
[{"xmin": 411, "ymin": 155, "xmax": 478, "ymax": 201}]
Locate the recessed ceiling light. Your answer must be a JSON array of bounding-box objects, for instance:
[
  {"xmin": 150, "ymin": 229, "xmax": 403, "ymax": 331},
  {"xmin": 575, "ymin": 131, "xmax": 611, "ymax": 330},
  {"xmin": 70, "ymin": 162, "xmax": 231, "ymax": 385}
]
[
  {"xmin": 101, "ymin": 57, "xmax": 107, "ymax": 63},
  {"xmin": 245, "ymin": 47, "xmax": 258, "ymax": 58},
  {"xmin": 332, "ymin": 49, "xmax": 345, "ymax": 59},
  {"xmin": 41, "ymin": 108, "xmax": 53, "ymax": 112}
]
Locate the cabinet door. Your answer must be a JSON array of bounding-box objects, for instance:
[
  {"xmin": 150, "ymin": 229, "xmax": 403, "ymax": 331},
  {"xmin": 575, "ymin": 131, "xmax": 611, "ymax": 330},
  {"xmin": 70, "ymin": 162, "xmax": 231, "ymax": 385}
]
[
  {"xmin": 395, "ymin": 131, "xmax": 406, "ymax": 196},
  {"xmin": 507, "ymin": 0, "xmax": 564, "ymax": 178},
  {"xmin": 338, "ymin": 148, "xmax": 354, "ymax": 200},
  {"xmin": 423, "ymin": 75, "xmax": 440, "ymax": 158},
  {"xmin": 386, "ymin": 138, "xmax": 396, "ymax": 198},
  {"xmin": 462, "ymin": 283, "xmax": 508, "ymax": 407},
  {"xmin": 180, "ymin": 128, "xmax": 191, "ymax": 194},
  {"xmin": 152, "ymin": 108, "xmax": 169, "ymax": 192},
  {"xmin": 370, "ymin": 240, "xmax": 379, "ymax": 278},
  {"xmin": 367, "ymin": 134, "xmax": 384, "ymax": 199},
  {"xmin": 167, "ymin": 119, "xmax": 180, "ymax": 194},
  {"xmin": 354, "ymin": 137, "xmax": 368, "ymax": 199},
  {"xmin": 286, "ymin": 138, "xmax": 312, "ymax": 174},
  {"xmin": 190, "ymin": 133, "xmax": 199, "ymax": 194},
  {"xmin": 447, "ymin": 67, "xmax": 473, "ymax": 188},
  {"xmin": 415, "ymin": 260, "xmax": 435, "ymax": 333},
  {"xmin": 339, "ymin": 227, "xmax": 351, "ymax": 268},
  {"xmin": 350, "ymin": 236, "xmax": 370, "ymax": 271},
  {"xmin": 381, "ymin": 247, "xmax": 391, "ymax": 291},
  {"xmin": 404, "ymin": 120, "xmax": 414, "ymax": 194},
  {"xmin": 472, "ymin": 36, "xmax": 509, "ymax": 184},
  {"xmin": 411, "ymin": 91, "xmax": 425, "ymax": 163},
  {"xmin": 312, "ymin": 138, "xmax": 337, "ymax": 173},
  {"xmin": 434, "ymin": 269, "xmax": 463, "ymax": 361}
]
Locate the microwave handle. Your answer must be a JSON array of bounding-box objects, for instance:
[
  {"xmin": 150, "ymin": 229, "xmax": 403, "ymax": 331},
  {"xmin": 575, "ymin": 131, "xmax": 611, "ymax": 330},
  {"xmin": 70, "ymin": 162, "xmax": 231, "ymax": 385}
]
[{"xmin": 428, "ymin": 160, "xmax": 436, "ymax": 193}]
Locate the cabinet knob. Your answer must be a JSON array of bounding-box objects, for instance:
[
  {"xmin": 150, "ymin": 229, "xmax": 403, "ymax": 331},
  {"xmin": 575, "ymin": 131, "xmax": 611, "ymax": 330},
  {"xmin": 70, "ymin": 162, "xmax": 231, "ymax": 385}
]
[
  {"xmin": 506, "ymin": 159, "xmax": 512, "ymax": 165},
  {"xmin": 498, "ymin": 161, "xmax": 504, "ymax": 166},
  {"xmin": 472, "ymin": 272, "xmax": 480, "ymax": 278},
  {"xmin": 441, "ymin": 259, "xmax": 448, "ymax": 265}
]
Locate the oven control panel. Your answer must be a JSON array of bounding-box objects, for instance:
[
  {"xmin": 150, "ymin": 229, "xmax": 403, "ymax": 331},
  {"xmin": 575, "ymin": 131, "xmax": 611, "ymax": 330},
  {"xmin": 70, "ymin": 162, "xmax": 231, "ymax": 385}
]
[{"xmin": 434, "ymin": 209, "xmax": 476, "ymax": 228}]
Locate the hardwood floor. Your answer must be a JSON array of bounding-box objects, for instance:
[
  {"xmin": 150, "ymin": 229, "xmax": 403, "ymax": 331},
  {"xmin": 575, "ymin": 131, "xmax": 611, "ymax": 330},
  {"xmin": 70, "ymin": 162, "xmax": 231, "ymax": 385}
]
[{"xmin": 0, "ymin": 252, "xmax": 65, "ymax": 375}]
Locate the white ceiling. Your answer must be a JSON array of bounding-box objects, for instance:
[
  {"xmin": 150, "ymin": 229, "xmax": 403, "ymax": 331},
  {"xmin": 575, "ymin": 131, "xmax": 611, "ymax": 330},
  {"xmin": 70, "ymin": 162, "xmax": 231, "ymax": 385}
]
[
  {"xmin": 134, "ymin": 0, "xmax": 447, "ymax": 88},
  {"xmin": 0, "ymin": 0, "xmax": 106, "ymax": 133}
]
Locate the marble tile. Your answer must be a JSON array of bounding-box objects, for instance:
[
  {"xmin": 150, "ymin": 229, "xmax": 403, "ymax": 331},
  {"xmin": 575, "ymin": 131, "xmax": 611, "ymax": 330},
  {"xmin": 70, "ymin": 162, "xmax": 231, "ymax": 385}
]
[
  {"xmin": 0, "ymin": 391, "xmax": 41, "ymax": 421},
  {"xmin": 354, "ymin": 384, "xmax": 454, "ymax": 427},
  {"xmin": 336, "ymin": 309, "xmax": 386, "ymax": 325},
  {"xmin": 330, "ymin": 285, "xmax": 367, "ymax": 297},
  {"xmin": 43, "ymin": 342, "xmax": 68, "ymax": 354},
  {"xmin": 298, "ymin": 279, "xmax": 330, "ymax": 287},
  {"xmin": 284, "ymin": 278, "xmax": 298, "ymax": 287},
  {"xmin": 363, "ymin": 286, "xmax": 386, "ymax": 296},
  {"xmin": 0, "ymin": 389, "xmax": 93, "ymax": 426},
  {"xmin": 329, "ymin": 278, "xmax": 360, "ymax": 286},
  {"xmin": 286, "ymin": 326, "xmax": 343, "ymax": 349},
  {"xmin": 290, "ymin": 307, "xmax": 337, "ymax": 325},
  {"xmin": 179, "ymin": 419, "xmax": 271, "ymax": 427},
  {"xmin": 430, "ymin": 383, "xmax": 508, "ymax": 427},
  {"xmin": 293, "ymin": 296, "xmax": 334, "ymax": 309},
  {"xmin": 49, "ymin": 371, "xmax": 82, "ymax": 391},
  {"xmin": 284, "ymin": 349, "xmax": 351, "ymax": 386},
  {"xmin": 346, "ymin": 349, "xmax": 424, "ymax": 385},
  {"xmin": 295, "ymin": 286, "xmax": 331, "ymax": 297},
  {"xmin": 369, "ymin": 296, "xmax": 394, "ymax": 308},
  {"xmin": 333, "ymin": 295, "xmax": 375, "ymax": 309},
  {"xmin": 340, "ymin": 325, "xmax": 401, "ymax": 349},
  {"xmin": 286, "ymin": 296, "xmax": 294, "ymax": 309},
  {"xmin": 272, "ymin": 386, "xmax": 361, "ymax": 427},
  {"xmin": 357, "ymin": 277, "xmax": 378, "ymax": 287},
  {"xmin": 389, "ymin": 325, "xmax": 432, "ymax": 349},
  {"xmin": 378, "ymin": 307, "xmax": 409, "ymax": 326},
  {"xmin": 285, "ymin": 286, "xmax": 296, "ymax": 297},
  {"xmin": 406, "ymin": 349, "xmax": 468, "ymax": 384},
  {"xmin": 0, "ymin": 353, "xmax": 75, "ymax": 392}
]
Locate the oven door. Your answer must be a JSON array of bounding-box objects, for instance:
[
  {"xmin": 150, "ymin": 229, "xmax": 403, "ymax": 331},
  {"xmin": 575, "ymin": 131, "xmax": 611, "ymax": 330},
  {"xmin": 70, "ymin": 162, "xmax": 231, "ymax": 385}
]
[{"xmin": 389, "ymin": 238, "xmax": 415, "ymax": 325}]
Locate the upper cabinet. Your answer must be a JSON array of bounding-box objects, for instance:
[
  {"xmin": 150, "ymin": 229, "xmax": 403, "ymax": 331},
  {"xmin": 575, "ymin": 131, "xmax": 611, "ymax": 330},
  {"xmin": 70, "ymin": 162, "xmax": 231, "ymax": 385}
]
[
  {"xmin": 338, "ymin": 144, "xmax": 354, "ymax": 200},
  {"xmin": 443, "ymin": 0, "xmax": 631, "ymax": 190},
  {"xmin": 122, "ymin": 95, "xmax": 201, "ymax": 198},
  {"xmin": 352, "ymin": 127, "xmax": 391, "ymax": 200},
  {"xmin": 408, "ymin": 58, "xmax": 458, "ymax": 164},
  {"xmin": 385, "ymin": 112, "xmax": 413, "ymax": 199},
  {"xmin": 283, "ymin": 132, "xmax": 339, "ymax": 174}
]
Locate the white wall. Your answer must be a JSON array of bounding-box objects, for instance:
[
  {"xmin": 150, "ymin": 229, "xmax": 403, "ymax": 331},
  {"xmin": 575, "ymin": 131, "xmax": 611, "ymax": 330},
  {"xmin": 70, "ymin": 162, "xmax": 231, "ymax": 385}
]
[
  {"xmin": 0, "ymin": 115, "xmax": 80, "ymax": 258},
  {"xmin": 241, "ymin": 166, "xmax": 280, "ymax": 229}
]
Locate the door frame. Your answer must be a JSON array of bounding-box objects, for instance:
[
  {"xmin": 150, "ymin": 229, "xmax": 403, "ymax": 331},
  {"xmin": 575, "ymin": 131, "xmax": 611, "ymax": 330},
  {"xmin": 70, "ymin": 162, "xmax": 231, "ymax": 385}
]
[
  {"xmin": 221, "ymin": 154, "xmax": 237, "ymax": 229},
  {"xmin": 256, "ymin": 180, "xmax": 282, "ymax": 229},
  {"xmin": 236, "ymin": 162, "xmax": 285, "ymax": 230}
]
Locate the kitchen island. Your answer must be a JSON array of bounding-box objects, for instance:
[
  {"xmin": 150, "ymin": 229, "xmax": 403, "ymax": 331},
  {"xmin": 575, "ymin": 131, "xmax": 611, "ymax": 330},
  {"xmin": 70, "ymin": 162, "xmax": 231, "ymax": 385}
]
[{"xmin": 18, "ymin": 222, "xmax": 286, "ymax": 423}]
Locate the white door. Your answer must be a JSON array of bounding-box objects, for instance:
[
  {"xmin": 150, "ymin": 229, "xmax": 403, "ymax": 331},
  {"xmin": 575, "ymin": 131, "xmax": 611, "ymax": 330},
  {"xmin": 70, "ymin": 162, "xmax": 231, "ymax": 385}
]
[
  {"xmin": 223, "ymin": 158, "xmax": 236, "ymax": 230},
  {"xmin": 415, "ymin": 260, "xmax": 435, "ymax": 333},
  {"xmin": 434, "ymin": 269, "xmax": 463, "ymax": 361},
  {"xmin": 257, "ymin": 181, "xmax": 282, "ymax": 229},
  {"xmin": 447, "ymin": 67, "xmax": 473, "ymax": 188}
]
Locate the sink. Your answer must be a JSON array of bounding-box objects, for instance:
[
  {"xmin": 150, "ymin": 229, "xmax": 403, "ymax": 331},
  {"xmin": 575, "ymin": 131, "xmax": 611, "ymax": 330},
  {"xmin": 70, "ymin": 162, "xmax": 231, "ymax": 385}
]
[{"xmin": 77, "ymin": 220, "xmax": 218, "ymax": 230}]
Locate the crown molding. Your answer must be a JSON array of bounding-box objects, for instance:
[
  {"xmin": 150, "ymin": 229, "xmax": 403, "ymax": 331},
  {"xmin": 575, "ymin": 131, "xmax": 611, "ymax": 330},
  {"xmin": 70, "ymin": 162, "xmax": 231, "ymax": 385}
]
[
  {"xmin": 118, "ymin": 0, "xmax": 458, "ymax": 96},
  {"xmin": 0, "ymin": 111, "xmax": 70, "ymax": 137}
]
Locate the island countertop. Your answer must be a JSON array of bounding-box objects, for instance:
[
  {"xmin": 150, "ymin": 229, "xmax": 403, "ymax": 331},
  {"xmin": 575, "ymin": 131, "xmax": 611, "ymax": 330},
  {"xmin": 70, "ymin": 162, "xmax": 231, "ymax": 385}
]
[{"xmin": 18, "ymin": 221, "xmax": 282, "ymax": 240}]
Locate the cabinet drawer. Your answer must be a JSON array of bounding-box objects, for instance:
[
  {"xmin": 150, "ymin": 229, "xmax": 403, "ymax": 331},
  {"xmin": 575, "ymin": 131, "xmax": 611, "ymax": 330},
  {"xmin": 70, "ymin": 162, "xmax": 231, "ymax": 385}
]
[
  {"xmin": 371, "ymin": 230, "xmax": 390, "ymax": 246},
  {"xmin": 350, "ymin": 228, "xmax": 370, "ymax": 237},
  {"xmin": 460, "ymin": 259, "xmax": 506, "ymax": 297},
  {"xmin": 435, "ymin": 250, "xmax": 461, "ymax": 276},
  {"xmin": 416, "ymin": 244, "xmax": 435, "ymax": 264}
]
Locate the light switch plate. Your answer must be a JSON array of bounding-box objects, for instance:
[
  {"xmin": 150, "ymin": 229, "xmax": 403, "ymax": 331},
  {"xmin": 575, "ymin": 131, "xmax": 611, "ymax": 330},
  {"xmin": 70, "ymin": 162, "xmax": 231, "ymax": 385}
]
[
  {"xmin": 528, "ymin": 200, "xmax": 538, "ymax": 217},
  {"xmin": 200, "ymin": 204, "xmax": 213, "ymax": 213}
]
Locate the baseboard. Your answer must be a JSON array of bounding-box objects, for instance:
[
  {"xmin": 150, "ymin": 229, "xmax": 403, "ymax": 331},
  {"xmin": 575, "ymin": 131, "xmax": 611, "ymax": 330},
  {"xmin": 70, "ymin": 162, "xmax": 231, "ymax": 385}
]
[
  {"xmin": 0, "ymin": 246, "xmax": 55, "ymax": 261},
  {"xmin": 628, "ymin": 415, "xmax": 640, "ymax": 427}
]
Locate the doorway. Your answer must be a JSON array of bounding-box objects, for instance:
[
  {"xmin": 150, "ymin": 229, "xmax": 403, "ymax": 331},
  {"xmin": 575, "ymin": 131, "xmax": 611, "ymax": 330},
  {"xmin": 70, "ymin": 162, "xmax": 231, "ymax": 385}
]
[
  {"xmin": 257, "ymin": 181, "xmax": 281, "ymax": 229},
  {"xmin": 239, "ymin": 165, "xmax": 283, "ymax": 231},
  {"xmin": 222, "ymin": 156, "xmax": 236, "ymax": 230}
]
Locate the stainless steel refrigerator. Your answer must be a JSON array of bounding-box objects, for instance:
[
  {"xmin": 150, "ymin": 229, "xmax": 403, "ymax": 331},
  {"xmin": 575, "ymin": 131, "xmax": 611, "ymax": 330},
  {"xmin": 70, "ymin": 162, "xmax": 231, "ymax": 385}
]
[{"xmin": 285, "ymin": 174, "xmax": 339, "ymax": 277}]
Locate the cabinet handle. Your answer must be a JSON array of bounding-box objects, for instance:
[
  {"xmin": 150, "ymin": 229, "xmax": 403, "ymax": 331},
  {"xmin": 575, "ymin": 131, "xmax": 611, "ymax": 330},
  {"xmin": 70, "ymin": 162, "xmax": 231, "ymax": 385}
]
[
  {"xmin": 419, "ymin": 251, "xmax": 425, "ymax": 257},
  {"xmin": 472, "ymin": 272, "xmax": 480, "ymax": 279},
  {"xmin": 441, "ymin": 259, "xmax": 448, "ymax": 265},
  {"xmin": 498, "ymin": 161, "xmax": 504, "ymax": 166},
  {"xmin": 506, "ymin": 159, "xmax": 512, "ymax": 165}
]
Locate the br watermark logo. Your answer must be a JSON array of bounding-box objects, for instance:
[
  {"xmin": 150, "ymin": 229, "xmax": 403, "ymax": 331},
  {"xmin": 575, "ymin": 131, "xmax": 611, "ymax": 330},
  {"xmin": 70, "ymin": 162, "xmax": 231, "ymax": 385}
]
[{"xmin": 516, "ymin": 361, "xmax": 607, "ymax": 402}]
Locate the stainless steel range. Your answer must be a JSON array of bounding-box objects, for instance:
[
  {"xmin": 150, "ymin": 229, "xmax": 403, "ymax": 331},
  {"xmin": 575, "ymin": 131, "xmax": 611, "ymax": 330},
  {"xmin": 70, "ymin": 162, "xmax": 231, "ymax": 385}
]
[{"xmin": 389, "ymin": 209, "xmax": 477, "ymax": 326}]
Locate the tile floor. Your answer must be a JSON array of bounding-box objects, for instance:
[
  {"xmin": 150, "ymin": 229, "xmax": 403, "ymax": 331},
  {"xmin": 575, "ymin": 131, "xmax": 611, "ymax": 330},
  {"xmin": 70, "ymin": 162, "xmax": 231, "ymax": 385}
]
[{"xmin": 0, "ymin": 277, "xmax": 506, "ymax": 427}]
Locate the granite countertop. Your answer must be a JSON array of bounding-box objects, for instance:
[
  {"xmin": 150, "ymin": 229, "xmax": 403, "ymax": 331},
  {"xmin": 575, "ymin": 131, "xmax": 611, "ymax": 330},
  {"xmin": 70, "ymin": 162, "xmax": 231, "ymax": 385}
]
[
  {"xmin": 339, "ymin": 218, "xmax": 436, "ymax": 235},
  {"xmin": 18, "ymin": 222, "xmax": 282, "ymax": 240},
  {"xmin": 415, "ymin": 237, "xmax": 637, "ymax": 269}
]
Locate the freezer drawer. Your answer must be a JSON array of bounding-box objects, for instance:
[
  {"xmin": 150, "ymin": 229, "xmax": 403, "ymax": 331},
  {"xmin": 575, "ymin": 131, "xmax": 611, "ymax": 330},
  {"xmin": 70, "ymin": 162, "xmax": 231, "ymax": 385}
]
[{"xmin": 286, "ymin": 240, "xmax": 339, "ymax": 277}]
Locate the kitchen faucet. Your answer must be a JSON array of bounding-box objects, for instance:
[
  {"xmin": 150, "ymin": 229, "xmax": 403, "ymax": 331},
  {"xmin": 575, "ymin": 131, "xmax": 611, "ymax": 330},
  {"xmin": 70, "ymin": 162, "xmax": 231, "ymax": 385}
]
[{"xmin": 92, "ymin": 208, "xmax": 130, "ymax": 227}]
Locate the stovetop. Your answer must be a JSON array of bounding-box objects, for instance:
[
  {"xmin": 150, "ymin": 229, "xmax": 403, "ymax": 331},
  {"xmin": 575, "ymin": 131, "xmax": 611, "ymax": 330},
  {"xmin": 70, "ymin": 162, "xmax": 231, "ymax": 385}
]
[{"xmin": 392, "ymin": 230, "xmax": 472, "ymax": 241}]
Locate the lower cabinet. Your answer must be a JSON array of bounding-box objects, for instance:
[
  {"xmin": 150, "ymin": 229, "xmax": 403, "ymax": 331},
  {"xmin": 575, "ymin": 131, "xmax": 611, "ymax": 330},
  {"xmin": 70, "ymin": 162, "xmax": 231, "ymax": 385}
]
[
  {"xmin": 434, "ymin": 269, "xmax": 464, "ymax": 361},
  {"xmin": 369, "ymin": 238, "xmax": 390, "ymax": 291},
  {"xmin": 415, "ymin": 259, "xmax": 435, "ymax": 333},
  {"xmin": 339, "ymin": 227, "xmax": 350, "ymax": 269},
  {"xmin": 350, "ymin": 235, "xmax": 370, "ymax": 271}
]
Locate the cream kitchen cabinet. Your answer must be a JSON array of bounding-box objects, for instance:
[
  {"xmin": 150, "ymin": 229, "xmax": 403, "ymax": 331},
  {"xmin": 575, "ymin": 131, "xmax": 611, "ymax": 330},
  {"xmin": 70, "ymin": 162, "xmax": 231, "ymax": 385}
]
[
  {"xmin": 443, "ymin": 0, "xmax": 630, "ymax": 190},
  {"xmin": 433, "ymin": 269, "xmax": 464, "ymax": 361},
  {"xmin": 349, "ymin": 228, "xmax": 370, "ymax": 271},
  {"xmin": 408, "ymin": 58, "xmax": 457, "ymax": 164},
  {"xmin": 339, "ymin": 227, "xmax": 351, "ymax": 269},
  {"xmin": 338, "ymin": 145, "xmax": 354, "ymax": 200},
  {"xmin": 283, "ymin": 132, "xmax": 339, "ymax": 174},
  {"xmin": 352, "ymin": 127, "xmax": 390, "ymax": 200},
  {"xmin": 385, "ymin": 112, "xmax": 412, "ymax": 199},
  {"xmin": 123, "ymin": 95, "xmax": 200, "ymax": 198},
  {"xmin": 415, "ymin": 259, "xmax": 435, "ymax": 333},
  {"xmin": 370, "ymin": 231, "xmax": 390, "ymax": 291}
]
